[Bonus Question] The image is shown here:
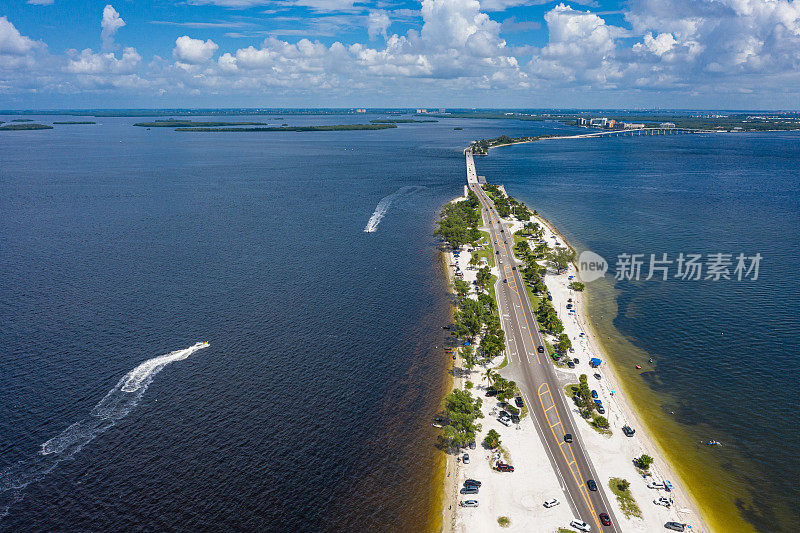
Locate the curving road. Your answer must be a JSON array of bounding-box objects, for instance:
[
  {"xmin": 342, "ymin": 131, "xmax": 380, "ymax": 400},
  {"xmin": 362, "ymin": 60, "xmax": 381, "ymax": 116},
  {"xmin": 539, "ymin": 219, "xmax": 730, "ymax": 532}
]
[{"xmin": 465, "ymin": 148, "xmax": 621, "ymax": 533}]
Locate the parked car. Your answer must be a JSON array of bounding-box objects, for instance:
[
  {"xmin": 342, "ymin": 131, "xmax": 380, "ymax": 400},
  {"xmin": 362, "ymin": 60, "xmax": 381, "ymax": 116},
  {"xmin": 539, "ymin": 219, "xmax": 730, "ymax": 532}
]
[
  {"xmin": 464, "ymin": 479, "xmax": 481, "ymax": 488},
  {"xmin": 591, "ymin": 390, "xmax": 599, "ymax": 399},
  {"xmin": 499, "ymin": 410, "xmax": 510, "ymax": 418},
  {"xmin": 567, "ymin": 361, "xmax": 575, "ymax": 369},
  {"xmin": 462, "ymin": 453, "xmax": 470, "ymax": 464},
  {"xmin": 564, "ymin": 433, "xmax": 573, "ymax": 443},
  {"xmin": 498, "ymin": 417, "xmax": 511, "ymax": 427},
  {"xmin": 599, "ymin": 513, "xmax": 611, "ymax": 526},
  {"xmin": 495, "ymin": 462, "xmax": 514, "ymax": 472},
  {"xmin": 654, "ymin": 497, "xmax": 671, "ymax": 507},
  {"xmin": 485, "ymin": 388, "xmax": 498, "ymax": 397},
  {"xmin": 543, "ymin": 498, "xmax": 560, "ymax": 508},
  {"xmin": 597, "ymin": 405, "xmax": 606, "ymax": 414},
  {"xmin": 460, "ymin": 500, "xmax": 479, "ymax": 508},
  {"xmin": 460, "ymin": 486, "xmax": 479, "ymax": 495},
  {"xmin": 594, "ymin": 373, "xmax": 602, "ymax": 380},
  {"xmin": 647, "ymin": 481, "xmax": 666, "ymax": 489},
  {"xmin": 664, "ymin": 522, "xmax": 686, "ymax": 532},
  {"xmin": 622, "ymin": 425, "xmax": 635, "ymax": 437},
  {"xmin": 515, "ymin": 396, "xmax": 524, "ymax": 408},
  {"xmin": 587, "ymin": 479, "xmax": 598, "ymax": 491},
  {"xmin": 537, "ymin": 345, "xmax": 545, "ymax": 353},
  {"xmin": 570, "ymin": 519, "xmax": 591, "ymax": 532}
]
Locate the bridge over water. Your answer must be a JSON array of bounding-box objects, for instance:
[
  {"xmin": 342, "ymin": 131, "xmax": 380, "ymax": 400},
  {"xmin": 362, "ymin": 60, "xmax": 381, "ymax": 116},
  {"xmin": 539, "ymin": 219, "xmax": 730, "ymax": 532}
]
[{"xmin": 550, "ymin": 127, "xmax": 714, "ymax": 140}]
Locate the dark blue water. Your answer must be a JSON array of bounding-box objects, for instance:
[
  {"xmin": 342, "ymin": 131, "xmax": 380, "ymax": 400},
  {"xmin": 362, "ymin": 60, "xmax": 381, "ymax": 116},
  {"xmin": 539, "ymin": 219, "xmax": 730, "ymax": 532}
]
[
  {"xmin": 475, "ymin": 133, "xmax": 800, "ymax": 532},
  {"xmin": 4, "ymin": 115, "xmax": 796, "ymax": 532}
]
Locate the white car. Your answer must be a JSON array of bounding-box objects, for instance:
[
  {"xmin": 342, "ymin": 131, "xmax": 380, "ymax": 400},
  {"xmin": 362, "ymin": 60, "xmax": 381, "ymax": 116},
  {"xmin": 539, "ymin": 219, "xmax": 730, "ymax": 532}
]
[
  {"xmin": 498, "ymin": 417, "xmax": 511, "ymax": 427},
  {"xmin": 543, "ymin": 498, "xmax": 560, "ymax": 508},
  {"xmin": 654, "ymin": 497, "xmax": 671, "ymax": 507},
  {"xmin": 460, "ymin": 500, "xmax": 478, "ymax": 508},
  {"xmin": 647, "ymin": 481, "xmax": 666, "ymax": 489},
  {"xmin": 570, "ymin": 519, "xmax": 591, "ymax": 531}
]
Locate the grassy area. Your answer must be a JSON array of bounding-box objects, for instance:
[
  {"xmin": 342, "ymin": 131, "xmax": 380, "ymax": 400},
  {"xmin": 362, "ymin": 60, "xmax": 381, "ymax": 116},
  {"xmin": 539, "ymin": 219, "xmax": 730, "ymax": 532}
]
[
  {"xmin": 497, "ymin": 516, "xmax": 510, "ymax": 528},
  {"xmin": 471, "ymin": 230, "xmax": 495, "ymax": 268},
  {"xmin": 608, "ymin": 478, "xmax": 643, "ymax": 519},
  {"xmin": 558, "ymin": 529, "xmax": 578, "ymax": 533},
  {"xmin": 496, "ymin": 356, "xmax": 508, "ymax": 369}
]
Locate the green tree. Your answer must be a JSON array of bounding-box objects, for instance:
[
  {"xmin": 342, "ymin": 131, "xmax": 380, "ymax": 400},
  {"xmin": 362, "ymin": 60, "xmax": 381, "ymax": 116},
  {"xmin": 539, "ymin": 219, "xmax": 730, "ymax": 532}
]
[
  {"xmin": 556, "ymin": 333, "xmax": 572, "ymax": 353},
  {"xmin": 483, "ymin": 429, "xmax": 501, "ymax": 448},
  {"xmin": 548, "ymin": 247, "xmax": 576, "ymax": 272},
  {"xmin": 593, "ymin": 415, "xmax": 610, "ymax": 429},
  {"xmin": 454, "ymin": 279, "xmax": 471, "ymax": 300},
  {"xmin": 441, "ymin": 389, "xmax": 484, "ymax": 449},
  {"xmin": 462, "ymin": 345, "xmax": 478, "ymax": 370},
  {"xmin": 634, "ymin": 454, "xmax": 654, "ymax": 470},
  {"xmin": 476, "ymin": 266, "xmax": 492, "ymax": 293},
  {"xmin": 616, "ymin": 479, "xmax": 630, "ymax": 492},
  {"xmin": 569, "ymin": 281, "xmax": 585, "ymax": 291}
]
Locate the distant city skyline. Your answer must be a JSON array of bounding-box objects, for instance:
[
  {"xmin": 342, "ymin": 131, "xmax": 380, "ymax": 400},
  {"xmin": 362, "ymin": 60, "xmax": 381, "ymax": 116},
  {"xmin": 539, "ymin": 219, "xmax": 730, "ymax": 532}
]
[{"xmin": 1, "ymin": 0, "xmax": 799, "ymax": 109}]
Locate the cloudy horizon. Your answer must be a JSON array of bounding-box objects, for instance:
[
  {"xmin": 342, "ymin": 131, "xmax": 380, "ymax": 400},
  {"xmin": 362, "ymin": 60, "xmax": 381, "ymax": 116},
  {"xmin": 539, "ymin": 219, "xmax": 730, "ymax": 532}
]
[{"xmin": 1, "ymin": 0, "xmax": 799, "ymax": 109}]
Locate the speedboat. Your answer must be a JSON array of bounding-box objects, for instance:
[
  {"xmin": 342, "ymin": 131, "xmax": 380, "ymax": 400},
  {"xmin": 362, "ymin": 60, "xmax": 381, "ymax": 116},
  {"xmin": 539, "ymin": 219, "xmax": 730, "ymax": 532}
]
[{"xmin": 635, "ymin": 364, "xmax": 642, "ymax": 369}]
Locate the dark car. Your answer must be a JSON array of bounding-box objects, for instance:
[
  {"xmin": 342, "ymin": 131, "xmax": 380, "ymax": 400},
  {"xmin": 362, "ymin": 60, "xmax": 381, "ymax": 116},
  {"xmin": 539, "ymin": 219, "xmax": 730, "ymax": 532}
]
[
  {"xmin": 566, "ymin": 303, "xmax": 572, "ymax": 309},
  {"xmin": 573, "ymin": 358, "xmax": 579, "ymax": 364},
  {"xmin": 664, "ymin": 522, "xmax": 686, "ymax": 532},
  {"xmin": 567, "ymin": 361, "xmax": 575, "ymax": 369},
  {"xmin": 594, "ymin": 373, "xmax": 602, "ymax": 380},
  {"xmin": 564, "ymin": 433, "xmax": 573, "ymax": 443},
  {"xmin": 587, "ymin": 479, "xmax": 598, "ymax": 491},
  {"xmin": 499, "ymin": 410, "xmax": 510, "ymax": 419},
  {"xmin": 495, "ymin": 462, "xmax": 514, "ymax": 472},
  {"xmin": 464, "ymin": 479, "xmax": 482, "ymax": 487},
  {"xmin": 599, "ymin": 513, "xmax": 611, "ymax": 526},
  {"xmin": 496, "ymin": 250, "xmax": 500, "ymax": 254},
  {"xmin": 485, "ymin": 388, "xmax": 498, "ymax": 397},
  {"xmin": 503, "ymin": 279, "xmax": 507, "ymax": 283},
  {"xmin": 622, "ymin": 425, "xmax": 636, "ymax": 437},
  {"xmin": 537, "ymin": 346, "xmax": 545, "ymax": 353},
  {"xmin": 460, "ymin": 486, "xmax": 479, "ymax": 495},
  {"xmin": 591, "ymin": 390, "xmax": 599, "ymax": 399},
  {"xmin": 597, "ymin": 405, "xmax": 606, "ymax": 414},
  {"xmin": 515, "ymin": 396, "xmax": 524, "ymax": 408},
  {"xmin": 512, "ymin": 266, "xmax": 516, "ymax": 270}
]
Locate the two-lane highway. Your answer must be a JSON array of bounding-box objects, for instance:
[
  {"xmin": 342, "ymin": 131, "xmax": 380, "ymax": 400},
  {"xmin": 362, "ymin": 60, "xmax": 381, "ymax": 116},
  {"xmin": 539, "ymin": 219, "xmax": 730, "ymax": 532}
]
[{"xmin": 465, "ymin": 148, "xmax": 621, "ymax": 532}]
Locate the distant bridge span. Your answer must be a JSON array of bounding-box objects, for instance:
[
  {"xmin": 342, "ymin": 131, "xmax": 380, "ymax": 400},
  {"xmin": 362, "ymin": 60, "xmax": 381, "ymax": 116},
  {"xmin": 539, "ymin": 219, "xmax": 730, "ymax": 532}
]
[{"xmin": 548, "ymin": 127, "xmax": 714, "ymax": 140}]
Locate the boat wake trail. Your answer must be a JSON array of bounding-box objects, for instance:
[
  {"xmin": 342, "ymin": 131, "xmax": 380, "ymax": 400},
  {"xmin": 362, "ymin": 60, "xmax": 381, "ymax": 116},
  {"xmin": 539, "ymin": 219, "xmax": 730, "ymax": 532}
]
[
  {"xmin": 363, "ymin": 186, "xmax": 425, "ymax": 233},
  {"xmin": 0, "ymin": 342, "xmax": 209, "ymax": 520}
]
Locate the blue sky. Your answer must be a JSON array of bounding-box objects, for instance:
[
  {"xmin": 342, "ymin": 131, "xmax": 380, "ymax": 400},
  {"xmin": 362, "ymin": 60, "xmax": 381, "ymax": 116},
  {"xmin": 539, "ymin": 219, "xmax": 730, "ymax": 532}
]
[{"xmin": 1, "ymin": 0, "xmax": 799, "ymax": 109}]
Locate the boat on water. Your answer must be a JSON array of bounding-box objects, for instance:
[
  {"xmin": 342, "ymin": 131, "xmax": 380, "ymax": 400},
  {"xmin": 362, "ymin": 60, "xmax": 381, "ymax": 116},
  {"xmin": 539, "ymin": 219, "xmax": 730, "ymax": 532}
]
[
  {"xmin": 635, "ymin": 364, "xmax": 642, "ymax": 369},
  {"xmin": 706, "ymin": 440, "xmax": 721, "ymax": 446}
]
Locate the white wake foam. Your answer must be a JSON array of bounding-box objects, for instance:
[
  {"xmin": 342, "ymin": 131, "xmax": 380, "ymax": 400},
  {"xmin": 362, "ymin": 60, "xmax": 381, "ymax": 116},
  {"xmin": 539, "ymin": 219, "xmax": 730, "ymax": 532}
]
[
  {"xmin": 0, "ymin": 342, "xmax": 209, "ymax": 519},
  {"xmin": 363, "ymin": 186, "xmax": 425, "ymax": 233}
]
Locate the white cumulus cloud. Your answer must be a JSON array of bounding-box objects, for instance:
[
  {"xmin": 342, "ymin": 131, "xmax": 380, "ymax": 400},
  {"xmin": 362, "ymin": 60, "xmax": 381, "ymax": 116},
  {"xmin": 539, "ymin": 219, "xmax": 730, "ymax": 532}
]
[
  {"xmin": 101, "ymin": 5, "xmax": 126, "ymax": 50},
  {"xmin": 367, "ymin": 10, "xmax": 391, "ymax": 40},
  {"xmin": 173, "ymin": 36, "xmax": 219, "ymax": 64}
]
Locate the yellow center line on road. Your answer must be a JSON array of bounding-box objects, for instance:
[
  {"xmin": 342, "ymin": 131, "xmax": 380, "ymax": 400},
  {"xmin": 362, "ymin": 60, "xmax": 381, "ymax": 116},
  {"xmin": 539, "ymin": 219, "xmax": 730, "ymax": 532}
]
[{"xmin": 538, "ymin": 383, "xmax": 602, "ymax": 530}]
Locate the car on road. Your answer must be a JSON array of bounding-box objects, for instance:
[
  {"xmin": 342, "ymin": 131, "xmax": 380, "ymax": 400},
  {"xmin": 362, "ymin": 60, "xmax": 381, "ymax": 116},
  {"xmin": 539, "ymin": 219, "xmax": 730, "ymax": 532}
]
[
  {"xmin": 587, "ymin": 479, "xmax": 598, "ymax": 491},
  {"xmin": 462, "ymin": 453, "xmax": 470, "ymax": 464},
  {"xmin": 543, "ymin": 498, "xmax": 560, "ymax": 508},
  {"xmin": 570, "ymin": 519, "xmax": 591, "ymax": 531},
  {"xmin": 599, "ymin": 513, "xmax": 611, "ymax": 526},
  {"xmin": 664, "ymin": 522, "xmax": 686, "ymax": 532},
  {"xmin": 460, "ymin": 500, "xmax": 479, "ymax": 508},
  {"xmin": 503, "ymin": 279, "xmax": 507, "ymax": 283},
  {"xmin": 591, "ymin": 390, "xmax": 599, "ymax": 398},
  {"xmin": 495, "ymin": 462, "xmax": 514, "ymax": 472},
  {"xmin": 537, "ymin": 345, "xmax": 545, "ymax": 353},
  {"xmin": 515, "ymin": 396, "xmax": 524, "ymax": 408},
  {"xmin": 460, "ymin": 486, "xmax": 478, "ymax": 495},
  {"xmin": 622, "ymin": 425, "xmax": 635, "ymax": 437},
  {"xmin": 647, "ymin": 481, "xmax": 666, "ymax": 489},
  {"xmin": 564, "ymin": 433, "xmax": 573, "ymax": 443},
  {"xmin": 464, "ymin": 479, "xmax": 481, "ymax": 487}
]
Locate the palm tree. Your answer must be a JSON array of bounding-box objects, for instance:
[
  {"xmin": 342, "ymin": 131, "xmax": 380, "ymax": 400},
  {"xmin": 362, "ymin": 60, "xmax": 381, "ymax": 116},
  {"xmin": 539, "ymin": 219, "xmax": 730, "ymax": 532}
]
[{"xmin": 484, "ymin": 368, "xmax": 497, "ymax": 386}]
